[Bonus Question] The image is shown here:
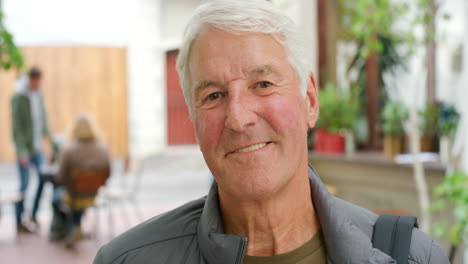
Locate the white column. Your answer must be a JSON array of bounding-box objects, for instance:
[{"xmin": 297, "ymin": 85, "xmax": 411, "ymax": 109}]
[
  {"xmin": 462, "ymin": 0, "xmax": 468, "ymax": 172},
  {"xmin": 280, "ymin": 0, "xmax": 319, "ymax": 80},
  {"xmin": 127, "ymin": 0, "xmax": 167, "ymax": 158},
  {"xmin": 462, "ymin": 2, "xmax": 468, "ymax": 262},
  {"xmin": 299, "ymin": 0, "xmax": 319, "ymax": 79}
]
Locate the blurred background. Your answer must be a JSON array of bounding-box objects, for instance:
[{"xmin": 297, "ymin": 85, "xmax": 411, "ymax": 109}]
[{"xmin": 0, "ymin": 0, "xmax": 466, "ymax": 263}]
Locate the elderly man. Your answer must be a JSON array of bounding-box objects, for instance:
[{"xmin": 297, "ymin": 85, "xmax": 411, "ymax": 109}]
[{"xmin": 94, "ymin": 1, "xmax": 449, "ymax": 263}]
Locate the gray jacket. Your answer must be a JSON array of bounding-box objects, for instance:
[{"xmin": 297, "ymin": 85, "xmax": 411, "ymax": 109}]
[{"xmin": 94, "ymin": 166, "xmax": 449, "ymax": 264}]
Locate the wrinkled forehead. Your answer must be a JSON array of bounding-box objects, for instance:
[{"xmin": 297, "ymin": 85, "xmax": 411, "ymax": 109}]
[{"xmin": 188, "ymin": 26, "xmax": 288, "ymax": 78}]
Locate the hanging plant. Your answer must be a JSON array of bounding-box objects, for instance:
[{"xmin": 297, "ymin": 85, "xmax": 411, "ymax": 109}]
[{"xmin": 0, "ymin": 8, "xmax": 24, "ymax": 70}]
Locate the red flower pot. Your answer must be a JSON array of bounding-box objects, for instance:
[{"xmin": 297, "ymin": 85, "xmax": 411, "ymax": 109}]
[{"xmin": 314, "ymin": 129, "xmax": 345, "ymax": 154}]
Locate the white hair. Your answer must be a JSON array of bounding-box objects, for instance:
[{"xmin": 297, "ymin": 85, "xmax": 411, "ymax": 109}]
[{"xmin": 176, "ymin": 0, "xmax": 313, "ymax": 113}]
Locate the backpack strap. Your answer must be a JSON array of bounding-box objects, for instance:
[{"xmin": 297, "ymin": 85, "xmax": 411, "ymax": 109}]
[{"xmin": 372, "ymin": 214, "xmax": 418, "ymax": 264}]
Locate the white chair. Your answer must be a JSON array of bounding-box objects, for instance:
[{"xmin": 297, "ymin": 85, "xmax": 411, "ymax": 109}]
[
  {"xmin": 96, "ymin": 156, "xmax": 148, "ymax": 237},
  {"xmin": 0, "ymin": 191, "xmax": 23, "ymax": 213},
  {"xmin": 0, "ymin": 190, "xmax": 23, "ymax": 237}
]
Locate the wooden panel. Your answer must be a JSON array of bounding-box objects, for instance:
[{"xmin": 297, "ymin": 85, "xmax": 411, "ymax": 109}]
[
  {"xmin": 366, "ymin": 53, "xmax": 380, "ymax": 149},
  {"xmin": 0, "ymin": 47, "xmax": 128, "ymax": 162},
  {"xmin": 166, "ymin": 50, "xmax": 197, "ymax": 145},
  {"xmin": 0, "ymin": 70, "xmax": 18, "ymax": 162},
  {"xmin": 317, "ymin": 0, "xmax": 327, "ymax": 88}
]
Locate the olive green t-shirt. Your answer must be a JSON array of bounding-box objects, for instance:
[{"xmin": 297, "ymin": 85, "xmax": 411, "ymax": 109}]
[{"xmin": 243, "ymin": 231, "xmax": 326, "ymax": 264}]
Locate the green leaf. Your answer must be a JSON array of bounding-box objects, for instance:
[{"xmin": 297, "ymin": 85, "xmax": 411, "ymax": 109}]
[
  {"xmin": 431, "ymin": 222, "xmax": 447, "ymax": 238},
  {"xmin": 418, "ymin": 0, "xmax": 429, "ymax": 9},
  {"xmin": 449, "ymin": 225, "xmax": 462, "ymax": 245},
  {"xmin": 430, "ymin": 171, "xmax": 468, "ymax": 246},
  {"xmin": 0, "ymin": 12, "xmax": 25, "ymax": 70},
  {"xmin": 429, "ymin": 199, "xmax": 447, "ymax": 212},
  {"xmin": 454, "ymin": 206, "xmax": 468, "ymax": 221}
]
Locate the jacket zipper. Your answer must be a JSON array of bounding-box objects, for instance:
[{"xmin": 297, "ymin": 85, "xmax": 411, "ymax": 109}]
[{"xmin": 236, "ymin": 237, "xmax": 247, "ymax": 264}]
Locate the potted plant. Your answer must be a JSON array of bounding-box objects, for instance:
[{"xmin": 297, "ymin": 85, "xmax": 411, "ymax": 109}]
[
  {"xmin": 382, "ymin": 100, "xmax": 408, "ymax": 159},
  {"xmin": 314, "ymin": 83, "xmax": 360, "ymax": 154},
  {"xmin": 417, "ymin": 104, "xmax": 439, "ymax": 152},
  {"xmin": 430, "ymin": 171, "xmax": 468, "ymax": 263},
  {"xmin": 438, "ymin": 102, "xmax": 460, "ymax": 164}
]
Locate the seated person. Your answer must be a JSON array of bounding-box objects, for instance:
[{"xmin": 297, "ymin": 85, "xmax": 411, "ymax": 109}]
[{"xmin": 52, "ymin": 113, "xmax": 110, "ymax": 246}]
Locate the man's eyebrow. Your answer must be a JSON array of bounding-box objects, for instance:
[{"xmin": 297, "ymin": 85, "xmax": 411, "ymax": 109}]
[
  {"xmin": 249, "ymin": 65, "xmax": 280, "ymax": 77},
  {"xmin": 193, "ymin": 65, "xmax": 279, "ymax": 98}
]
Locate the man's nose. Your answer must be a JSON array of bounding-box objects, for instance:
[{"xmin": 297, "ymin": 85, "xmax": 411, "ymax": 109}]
[{"xmin": 224, "ymin": 91, "xmax": 257, "ymax": 132}]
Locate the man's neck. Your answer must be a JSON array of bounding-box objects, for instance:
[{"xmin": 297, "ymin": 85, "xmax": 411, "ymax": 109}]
[{"xmin": 219, "ymin": 168, "xmax": 320, "ymax": 257}]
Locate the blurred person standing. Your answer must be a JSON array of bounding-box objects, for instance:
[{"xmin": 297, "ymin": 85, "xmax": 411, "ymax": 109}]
[
  {"xmin": 52, "ymin": 113, "xmax": 110, "ymax": 247},
  {"xmin": 11, "ymin": 66, "xmax": 54, "ymax": 233}
]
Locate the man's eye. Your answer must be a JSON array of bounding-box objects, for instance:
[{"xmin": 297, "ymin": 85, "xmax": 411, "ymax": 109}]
[
  {"xmin": 256, "ymin": 81, "xmax": 273, "ymax": 89},
  {"xmin": 206, "ymin": 92, "xmax": 222, "ymax": 102}
]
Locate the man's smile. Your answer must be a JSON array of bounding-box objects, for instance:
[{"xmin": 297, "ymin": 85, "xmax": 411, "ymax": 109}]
[{"xmin": 227, "ymin": 141, "xmax": 273, "ymax": 156}]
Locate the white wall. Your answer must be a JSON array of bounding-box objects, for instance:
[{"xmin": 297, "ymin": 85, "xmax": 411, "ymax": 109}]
[
  {"xmin": 161, "ymin": 0, "xmax": 201, "ymax": 49},
  {"xmin": 3, "ymin": 0, "xmax": 129, "ymax": 46},
  {"xmin": 126, "ymin": 0, "xmax": 166, "ymax": 158},
  {"xmin": 461, "ymin": 1, "xmax": 468, "ymax": 174},
  {"xmin": 273, "ymin": 0, "xmax": 319, "ymax": 79},
  {"xmin": 298, "ymin": 0, "xmax": 319, "ymax": 79},
  {"xmin": 128, "ymin": 0, "xmax": 203, "ymax": 156}
]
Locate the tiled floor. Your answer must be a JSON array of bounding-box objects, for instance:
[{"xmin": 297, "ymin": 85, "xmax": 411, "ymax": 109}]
[{"xmin": 0, "ymin": 206, "xmax": 171, "ymax": 263}]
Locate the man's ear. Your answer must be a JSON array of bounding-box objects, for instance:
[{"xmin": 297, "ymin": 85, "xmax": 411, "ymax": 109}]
[{"xmin": 305, "ymin": 74, "xmax": 319, "ymax": 128}]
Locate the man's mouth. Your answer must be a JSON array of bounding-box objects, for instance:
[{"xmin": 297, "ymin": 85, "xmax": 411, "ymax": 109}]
[{"xmin": 233, "ymin": 142, "xmax": 272, "ymax": 153}]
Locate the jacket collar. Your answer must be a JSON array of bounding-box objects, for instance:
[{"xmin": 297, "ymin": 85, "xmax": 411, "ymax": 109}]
[
  {"xmin": 197, "ymin": 183, "xmax": 246, "ymax": 264},
  {"xmin": 197, "ymin": 165, "xmax": 395, "ymax": 264},
  {"xmin": 307, "ymin": 165, "xmax": 395, "ymax": 264}
]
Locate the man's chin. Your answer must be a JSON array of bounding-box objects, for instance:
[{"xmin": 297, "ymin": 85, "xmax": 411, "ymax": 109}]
[{"xmin": 218, "ymin": 176, "xmax": 286, "ymax": 201}]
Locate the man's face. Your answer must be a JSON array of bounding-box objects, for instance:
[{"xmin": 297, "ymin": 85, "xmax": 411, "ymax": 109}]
[
  {"xmin": 188, "ymin": 27, "xmax": 318, "ymax": 199},
  {"xmin": 29, "ymin": 77, "xmax": 41, "ymax": 91}
]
